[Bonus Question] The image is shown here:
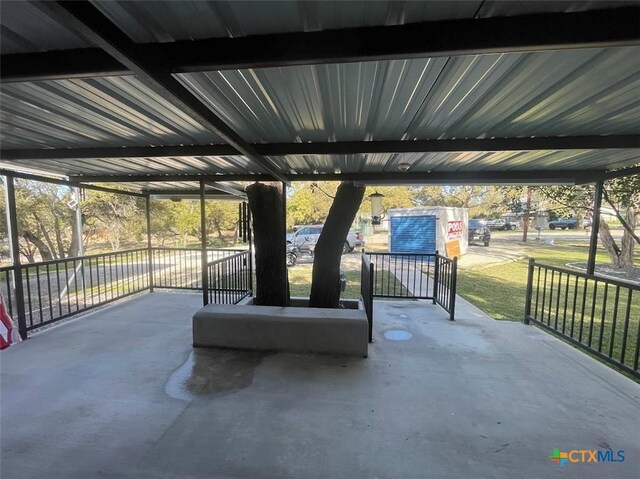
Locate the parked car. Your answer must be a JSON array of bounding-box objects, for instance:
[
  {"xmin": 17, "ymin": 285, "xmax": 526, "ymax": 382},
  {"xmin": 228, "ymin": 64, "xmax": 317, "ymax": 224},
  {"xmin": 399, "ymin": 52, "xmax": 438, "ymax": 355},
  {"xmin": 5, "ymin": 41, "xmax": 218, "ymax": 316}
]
[
  {"xmin": 486, "ymin": 219, "xmax": 517, "ymax": 231},
  {"xmin": 287, "ymin": 224, "xmax": 364, "ymax": 254},
  {"xmin": 468, "ymin": 219, "xmax": 491, "ymax": 246},
  {"xmin": 548, "ymin": 218, "xmax": 578, "ymax": 230}
]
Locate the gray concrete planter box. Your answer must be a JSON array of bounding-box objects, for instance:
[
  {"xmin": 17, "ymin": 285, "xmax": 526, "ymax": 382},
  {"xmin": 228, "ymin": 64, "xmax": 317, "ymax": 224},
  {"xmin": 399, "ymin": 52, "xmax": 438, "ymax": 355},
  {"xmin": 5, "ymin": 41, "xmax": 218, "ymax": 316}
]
[{"xmin": 193, "ymin": 297, "xmax": 368, "ymax": 357}]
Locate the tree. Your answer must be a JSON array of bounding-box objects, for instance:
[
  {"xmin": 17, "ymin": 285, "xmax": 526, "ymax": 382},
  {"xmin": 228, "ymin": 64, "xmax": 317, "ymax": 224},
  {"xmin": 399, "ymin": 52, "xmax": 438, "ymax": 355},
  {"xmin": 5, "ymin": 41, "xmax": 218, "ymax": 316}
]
[
  {"xmin": 246, "ymin": 183, "xmax": 289, "ymax": 306},
  {"xmin": 82, "ymin": 190, "xmax": 144, "ymax": 251},
  {"xmin": 309, "ymin": 182, "xmax": 365, "ymax": 308},
  {"xmin": 538, "ymin": 171, "xmax": 639, "ymax": 269}
]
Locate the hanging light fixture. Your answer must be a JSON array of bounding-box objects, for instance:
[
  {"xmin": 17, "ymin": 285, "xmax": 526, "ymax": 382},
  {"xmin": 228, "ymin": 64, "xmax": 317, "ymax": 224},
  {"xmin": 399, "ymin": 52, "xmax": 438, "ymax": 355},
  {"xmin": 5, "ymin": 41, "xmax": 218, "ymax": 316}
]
[{"xmin": 369, "ymin": 191, "xmax": 385, "ymax": 225}]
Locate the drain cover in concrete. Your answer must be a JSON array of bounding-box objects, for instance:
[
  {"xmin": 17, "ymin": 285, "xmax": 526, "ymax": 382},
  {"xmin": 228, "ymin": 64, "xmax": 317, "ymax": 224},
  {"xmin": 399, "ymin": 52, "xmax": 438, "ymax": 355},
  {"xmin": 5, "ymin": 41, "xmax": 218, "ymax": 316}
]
[{"xmin": 384, "ymin": 330, "xmax": 413, "ymax": 341}]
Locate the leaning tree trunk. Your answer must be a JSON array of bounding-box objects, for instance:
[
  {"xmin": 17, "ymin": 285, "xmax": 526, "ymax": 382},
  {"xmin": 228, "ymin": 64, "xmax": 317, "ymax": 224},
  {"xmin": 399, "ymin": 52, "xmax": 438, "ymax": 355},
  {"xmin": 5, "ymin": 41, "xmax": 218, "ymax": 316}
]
[
  {"xmin": 246, "ymin": 183, "xmax": 289, "ymax": 306},
  {"xmin": 309, "ymin": 182, "xmax": 365, "ymax": 308},
  {"xmin": 599, "ymin": 206, "xmax": 637, "ymax": 269},
  {"xmin": 599, "ymin": 220, "xmax": 621, "ymax": 268},
  {"xmin": 619, "ymin": 206, "xmax": 636, "ymax": 269},
  {"xmin": 22, "ymin": 230, "xmax": 53, "ymax": 261}
]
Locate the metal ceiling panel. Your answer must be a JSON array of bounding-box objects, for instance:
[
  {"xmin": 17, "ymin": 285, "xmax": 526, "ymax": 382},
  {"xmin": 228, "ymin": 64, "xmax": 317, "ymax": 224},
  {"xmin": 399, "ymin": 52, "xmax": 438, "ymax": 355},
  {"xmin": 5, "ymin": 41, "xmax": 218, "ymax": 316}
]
[
  {"xmin": 176, "ymin": 58, "xmax": 450, "ymax": 143},
  {"xmin": 0, "ymin": 1, "xmax": 89, "ymax": 54},
  {"xmin": 0, "ymin": 76, "xmax": 218, "ymax": 149},
  {"xmin": 177, "ymin": 47, "xmax": 640, "ymax": 145},
  {"xmin": 92, "ymin": 0, "xmax": 482, "ymax": 44},
  {"xmin": 0, "ymin": 155, "xmax": 259, "ymax": 179}
]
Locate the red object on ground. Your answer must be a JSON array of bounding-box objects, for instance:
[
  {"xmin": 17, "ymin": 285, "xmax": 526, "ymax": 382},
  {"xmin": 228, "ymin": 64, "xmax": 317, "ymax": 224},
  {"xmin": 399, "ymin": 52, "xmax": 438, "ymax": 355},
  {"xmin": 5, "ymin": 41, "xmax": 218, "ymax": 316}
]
[{"xmin": 0, "ymin": 293, "xmax": 21, "ymax": 350}]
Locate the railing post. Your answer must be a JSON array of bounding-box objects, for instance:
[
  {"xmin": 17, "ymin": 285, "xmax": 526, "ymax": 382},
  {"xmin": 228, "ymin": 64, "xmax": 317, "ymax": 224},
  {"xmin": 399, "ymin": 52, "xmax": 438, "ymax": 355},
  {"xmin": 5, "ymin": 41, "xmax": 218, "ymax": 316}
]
[
  {"xmin": 145, "ymin": 195, "xmax": 154, "ymax": 292},
  {"xmin": 5, "ymin": 174, "xmax": 27, "ymax": 339},
  {"xmin": 449, "ymin": 256, "xmax": 458, "ymax": 321},
  {"xmin": 432, "ymin": 251, "xmax": 439, "ymax": 304},
  {"xmin": 200, "ymin": 180, "xmax": 209, "ymax": 305},
  {"xmin": 524, "ymin": 258, "xmax": 535, "ymax": 324}
]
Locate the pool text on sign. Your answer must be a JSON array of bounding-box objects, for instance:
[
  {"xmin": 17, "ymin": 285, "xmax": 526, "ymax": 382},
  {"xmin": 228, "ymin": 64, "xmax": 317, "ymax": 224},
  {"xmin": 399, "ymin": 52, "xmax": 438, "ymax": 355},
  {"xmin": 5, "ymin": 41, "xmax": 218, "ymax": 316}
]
[{"xmin": 448, "ymin": 221, "xmax": 463, "ymax": 240}]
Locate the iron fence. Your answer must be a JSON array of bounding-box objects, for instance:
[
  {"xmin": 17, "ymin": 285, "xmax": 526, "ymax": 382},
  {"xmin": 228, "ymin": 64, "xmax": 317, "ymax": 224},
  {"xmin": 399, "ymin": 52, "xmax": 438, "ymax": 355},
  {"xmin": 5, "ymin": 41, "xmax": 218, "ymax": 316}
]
[
  {"xmin": 152, "ymin": 248, "xmax": 246, "ymax": 290},
  {"xmin": 525, "ymin": 259, "xmax": 639, "ymax": 379},
  {"xmin": 207, "ymin": 250, "xmax": 252, "ymax": 305},
  {"xmin": 365, "ymin": 251, "xmax": 457, "ymax": 321},
  {"xmin": 1, "ymin": 249, "xmax": 150, "ymax": 333},
  {"xmin": 434, "ymin": 254, "xmax": 458, "ymax": 322}
]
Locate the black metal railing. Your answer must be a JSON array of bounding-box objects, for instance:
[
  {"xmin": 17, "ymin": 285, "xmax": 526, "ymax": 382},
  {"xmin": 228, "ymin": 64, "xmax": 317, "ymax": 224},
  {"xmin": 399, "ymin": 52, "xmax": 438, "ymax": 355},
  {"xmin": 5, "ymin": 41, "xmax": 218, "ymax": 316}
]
[
  {"xmin": 525, "ymin": 259, "xmax": 639, "ymax": 379},
  {"xmin": 3, "ymin": 249, "xmax": 150, "ymax": 333},
  {"xmin": 365, "ymin": 251, "xmax": 457, "ymax": 321},
  {"xmin": 1, "ymin": 247, "xmax": 253, "ymax": 338},
  {"xmin": 361, "ymin": 253, "xmax": 374, "ymax": 342},
  {"xmin": 152, "ymin": 247, "xmax": 245, "ymax": 290},
  {"xmin": 207, "ymin": 250, "xmax": 252, "ymax": 305},
  {"xmin": 434, "ymin": 254, "xmax": 458, "ymax": 322}
]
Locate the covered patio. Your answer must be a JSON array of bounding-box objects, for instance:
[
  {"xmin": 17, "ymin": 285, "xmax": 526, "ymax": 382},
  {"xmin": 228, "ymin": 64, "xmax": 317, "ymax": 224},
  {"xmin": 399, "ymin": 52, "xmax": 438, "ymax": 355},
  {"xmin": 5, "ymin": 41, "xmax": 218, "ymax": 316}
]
[
  {"xmin": 2, "ymin": 292, "xmax": 638, "ymax": 479},
  {"xmin": 2, "ymin": 1, "xmax": 640, "ymax": 477}
]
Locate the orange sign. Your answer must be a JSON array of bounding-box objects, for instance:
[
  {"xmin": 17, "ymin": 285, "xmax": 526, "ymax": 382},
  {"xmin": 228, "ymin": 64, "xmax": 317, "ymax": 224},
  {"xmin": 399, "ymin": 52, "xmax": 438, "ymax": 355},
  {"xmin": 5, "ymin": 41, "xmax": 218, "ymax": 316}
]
[{"xmin": 445, "ymin": 240, "xmax": 461, "ymax": 259}]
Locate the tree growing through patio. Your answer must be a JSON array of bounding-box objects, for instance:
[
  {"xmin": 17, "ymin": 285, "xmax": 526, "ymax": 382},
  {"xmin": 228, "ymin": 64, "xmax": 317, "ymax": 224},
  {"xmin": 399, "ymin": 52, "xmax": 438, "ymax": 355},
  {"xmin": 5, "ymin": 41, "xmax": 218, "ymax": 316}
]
[
  {"xmin": 246, "ymin": 182, "xmax": 289, "ymax": 306},
  {"xmin": 309, "ymin": 182, "xmax": 365, "ymax": 308}
]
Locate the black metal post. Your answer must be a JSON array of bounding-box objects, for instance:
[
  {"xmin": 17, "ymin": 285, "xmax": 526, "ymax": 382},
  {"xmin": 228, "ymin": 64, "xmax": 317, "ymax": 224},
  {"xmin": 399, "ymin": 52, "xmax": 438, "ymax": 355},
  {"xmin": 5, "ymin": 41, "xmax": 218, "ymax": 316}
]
[
  {"xmin": 449, "ymin": 256, "xmax": 458, "ymax": 321},
  {"xmin": 282, "ymin": 182, "xmax": 287, "ymax": 298},
  {"xmin": 200, "ymin": 180, "xmax": 208, "ymax": 306},
  {"xmin": 587, "ymin": 180, "xmax": 604, "ymax": 276},
  {"xmin": 5, "ymin": 175, "xmax": 27, "ymax": 339},
  {"xmin": 145, "ymin": 195, "xmax": 154, "ymax": 292},
  {"xmin": 432, "ymin": 251, "xmax": 440, "ymax": 304},
  {"xmin": 247, "ymin": 203, "xmax": 253, "ymax": 295},
  {"xmin": 524, "ymin": 258, "xmax": 535, "ymax": 324}
]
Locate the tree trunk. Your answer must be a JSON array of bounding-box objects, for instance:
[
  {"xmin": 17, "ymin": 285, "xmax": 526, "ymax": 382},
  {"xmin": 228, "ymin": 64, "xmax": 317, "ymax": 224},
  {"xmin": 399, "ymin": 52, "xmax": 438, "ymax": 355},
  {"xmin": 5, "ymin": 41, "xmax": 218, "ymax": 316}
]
[
  {"xmin": 67, "ymin": 210, "xmax": 81, "ymax": 258},
  {"xmin": 309, "ymin": 182, "xmax": 365, "ymax": 308},
  {"xmin": 619, "ymin": 206, "xmax": 636, "ymax": 269},
  {"xmin": 598, "ymin": 207, "xmax": 637, "ymax": 269},
  {"xmin": 599, "ymin": 219, "xmax": 622, "ymax": 268},
  {"xmin": 246, "ymin": 183, "xmax": 289, "ymax": 306},
  {"xmin": 22, "ymin": 230, "xmax": 53, "ymax": 261}
]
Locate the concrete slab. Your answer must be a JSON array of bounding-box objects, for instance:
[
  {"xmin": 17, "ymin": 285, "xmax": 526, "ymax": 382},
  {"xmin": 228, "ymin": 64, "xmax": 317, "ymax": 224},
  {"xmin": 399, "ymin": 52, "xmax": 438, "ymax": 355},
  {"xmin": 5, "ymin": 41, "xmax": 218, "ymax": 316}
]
[{"xmin": 2, "ymin": 292, "xmax": 639, "ymax": 479}]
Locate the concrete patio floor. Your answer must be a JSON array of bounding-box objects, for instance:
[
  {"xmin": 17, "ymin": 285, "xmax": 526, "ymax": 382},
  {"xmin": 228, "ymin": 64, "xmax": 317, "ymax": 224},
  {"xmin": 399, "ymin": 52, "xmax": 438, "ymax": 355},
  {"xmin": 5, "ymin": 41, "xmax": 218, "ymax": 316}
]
[{"xmin": 1, "ymin": 292, "xmax": 639, "ymax": 479}]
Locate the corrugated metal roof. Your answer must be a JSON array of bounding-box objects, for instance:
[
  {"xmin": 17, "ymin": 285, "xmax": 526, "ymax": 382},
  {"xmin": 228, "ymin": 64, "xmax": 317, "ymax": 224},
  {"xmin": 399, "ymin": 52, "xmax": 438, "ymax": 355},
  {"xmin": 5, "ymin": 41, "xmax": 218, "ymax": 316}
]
[
  {"xmin": 280, "ymin": 149, "xmax": 640, "ymax": 174},
  {"xmin": 2, "ymin": 1, "xmax": 633, "ymax": 54},
  {"xmin": 0, "ymin": 155, "xmax": 258, "ymax": 178},
  {"xmin": 0, "ymin": 1, "xmax": 89, "ymax": 54},
  {"xmin": 177, "ymin": 47, "xmax": 640, "ymax": 143},
  {"xmin": 92, "ymin": 0, "xmax": 481, "ymax": 44},
  {"xmin": 0, "ymin": 76, "xmax": 219, "ymax": 149}
]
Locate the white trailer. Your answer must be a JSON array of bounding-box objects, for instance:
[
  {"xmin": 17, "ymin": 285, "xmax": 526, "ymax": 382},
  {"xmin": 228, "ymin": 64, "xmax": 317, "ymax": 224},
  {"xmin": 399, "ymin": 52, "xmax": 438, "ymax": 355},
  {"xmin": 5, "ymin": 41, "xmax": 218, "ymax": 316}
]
[{"xmin": 387, "ymin": 207, "xmax": 468, "ymax": 257}]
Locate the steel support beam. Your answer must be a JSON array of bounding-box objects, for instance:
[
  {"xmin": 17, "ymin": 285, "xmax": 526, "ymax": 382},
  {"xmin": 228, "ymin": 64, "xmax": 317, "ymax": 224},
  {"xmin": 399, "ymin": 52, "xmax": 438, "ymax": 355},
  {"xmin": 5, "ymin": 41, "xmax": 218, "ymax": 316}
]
[
  {"xmin": 5, "ymin": 174, "xmax": 27, "ymax": 339},
  {"xmin": 0, "ymin": 169, "xmax": 146, "ymax": 197},
  {"xmin": 52, "ymin": 1, "xmax": 287, "ymax": 183},
  {"xmin": 2, "ymin": 7, "xmax": 639, "ymax": 82},
  {"xmin": 587, "ymin": 179, "xmax": 604, "ymax": 275},
  {"xmin": 200, "ymin": 180, "xmax": 208, "ymax": 306},
  {"xmin": 203, "ymin": 181, "xmax": 247, "ymax": 199},
  {"xmin": 3, "ymin": 135, "xmax": 638, "ymax": 161},
  {"xmin": 64, "ymin": 169, "xmax": 607, "ymax": 185}
]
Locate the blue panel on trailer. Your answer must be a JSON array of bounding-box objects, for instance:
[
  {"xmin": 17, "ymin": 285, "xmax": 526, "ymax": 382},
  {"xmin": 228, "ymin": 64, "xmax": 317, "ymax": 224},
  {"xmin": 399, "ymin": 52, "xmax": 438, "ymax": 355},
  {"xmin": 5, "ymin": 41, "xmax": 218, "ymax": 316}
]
[{"xmin": 390, "ymin": 215, "xmax": 436, "ymax": 253}]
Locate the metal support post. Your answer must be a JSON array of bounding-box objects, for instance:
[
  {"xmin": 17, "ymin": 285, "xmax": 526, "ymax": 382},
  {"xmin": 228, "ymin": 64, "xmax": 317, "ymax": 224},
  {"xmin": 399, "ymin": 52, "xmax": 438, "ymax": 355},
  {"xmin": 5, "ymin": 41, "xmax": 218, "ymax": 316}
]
[
  {"xmin": 5, "ymin": 175, "xmax": 27, "ymax": 339},
  {"xmin": 200, "ymin": 181, "xmax": 208, "ymax": 305},
  {"xmin": 146, "ymin": 195, "xmax": 154, "ymax": 292},
  {"xmin": 587, "ymin": 180, "xmax": 604, "ymax": 275}
]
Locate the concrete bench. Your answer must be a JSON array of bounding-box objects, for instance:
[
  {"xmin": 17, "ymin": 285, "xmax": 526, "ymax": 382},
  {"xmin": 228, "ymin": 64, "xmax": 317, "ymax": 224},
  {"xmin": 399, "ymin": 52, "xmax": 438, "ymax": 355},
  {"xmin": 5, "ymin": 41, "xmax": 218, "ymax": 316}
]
[{"xmin": 193, "ymin": 303, "xmax": 368, "ymax": 357}]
